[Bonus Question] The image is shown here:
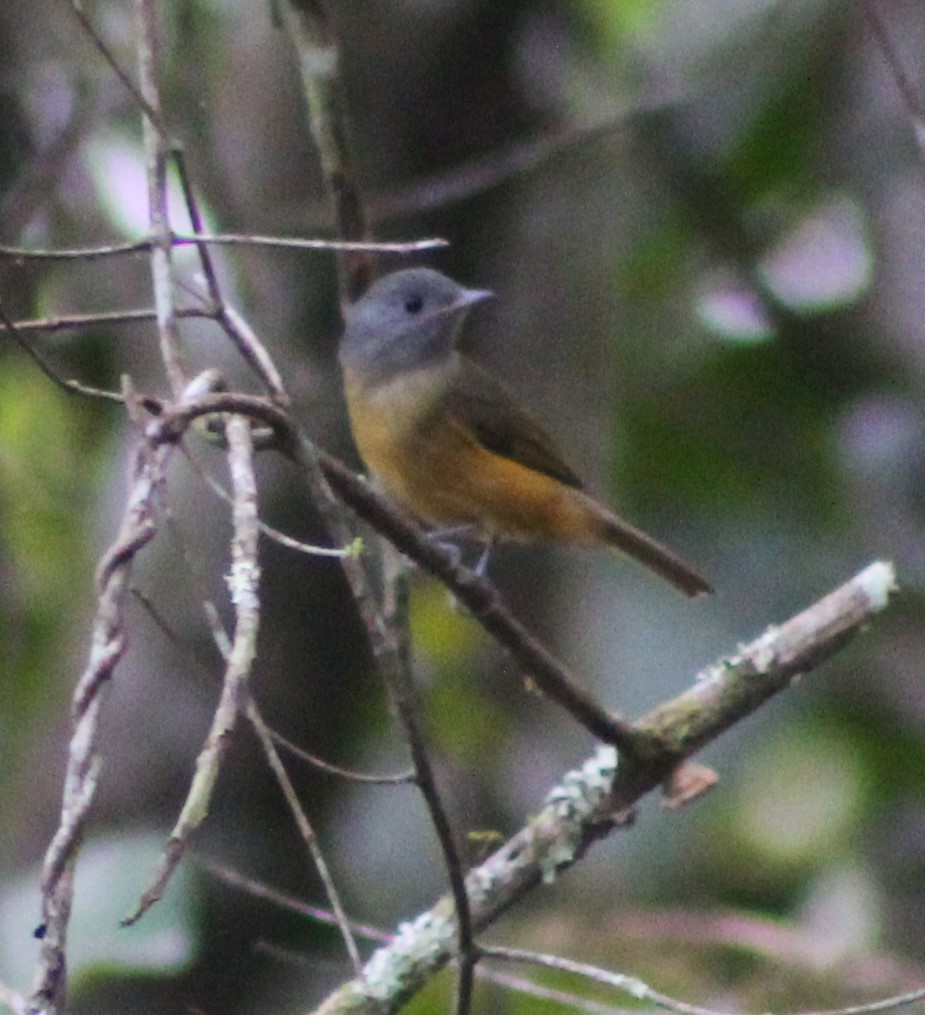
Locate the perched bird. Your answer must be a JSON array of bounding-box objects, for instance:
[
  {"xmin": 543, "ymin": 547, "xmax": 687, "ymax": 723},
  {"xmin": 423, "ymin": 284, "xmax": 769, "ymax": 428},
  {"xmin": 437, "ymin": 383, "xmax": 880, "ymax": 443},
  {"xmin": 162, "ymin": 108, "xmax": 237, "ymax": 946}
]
[{"xmin": 339, "ymin": 267, "xmax": 711, "ymax": 596}]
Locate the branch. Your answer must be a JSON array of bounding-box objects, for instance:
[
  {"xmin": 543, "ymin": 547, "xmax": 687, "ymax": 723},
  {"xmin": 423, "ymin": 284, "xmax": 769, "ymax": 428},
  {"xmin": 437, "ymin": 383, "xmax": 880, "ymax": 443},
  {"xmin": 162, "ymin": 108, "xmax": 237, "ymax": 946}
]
[
  {"xmin": 0, "ymin": 234, "xmax": 446, "ymax": 260},
  {"xmin": 151, "ymin": 393, "xmax": 646, "ymax": 753},
  {"xmin": 243, "ymin": 697, "xmax": 365, "ymax": 977},
  {"xmin": 280, "ymin": 0, "xmax": 373, "ymax": 303},
  {"xmin": 29, "ymin": 384, "xmax": 170, "ymax": 1014},
  {"xmin": 122, "ymin": 414, "xmax": 260, "ymax": 925},
  {"xmin": 483, "ymin": 946, "xmax": 925, "ymax": 1015},
  {"xmin": 135, "ymin": 0, "xmax": 186, "ymax": 397},
  {"xmin": 311, "ymin": 562, "xmax": 897, "ymax": 1014}
]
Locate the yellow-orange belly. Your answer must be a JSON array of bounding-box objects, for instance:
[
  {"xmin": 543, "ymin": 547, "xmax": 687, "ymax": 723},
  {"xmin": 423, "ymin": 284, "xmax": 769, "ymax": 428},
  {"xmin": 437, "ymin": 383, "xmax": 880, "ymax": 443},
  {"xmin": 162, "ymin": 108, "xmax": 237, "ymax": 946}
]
[{"xmin": 343, "ymin": 365, "xmax": 594, "ymax": 543}]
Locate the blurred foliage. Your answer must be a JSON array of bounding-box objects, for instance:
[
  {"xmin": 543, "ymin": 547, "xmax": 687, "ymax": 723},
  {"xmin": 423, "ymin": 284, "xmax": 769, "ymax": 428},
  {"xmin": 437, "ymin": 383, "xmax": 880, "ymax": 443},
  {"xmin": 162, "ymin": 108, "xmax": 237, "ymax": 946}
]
[
  {"xmin": 2, "ymin": 0, "xmax": 925, "ymax": 1012},
  {"xmin": 0, "ymin": 357, "xmax": 107, "ymax": 754}
]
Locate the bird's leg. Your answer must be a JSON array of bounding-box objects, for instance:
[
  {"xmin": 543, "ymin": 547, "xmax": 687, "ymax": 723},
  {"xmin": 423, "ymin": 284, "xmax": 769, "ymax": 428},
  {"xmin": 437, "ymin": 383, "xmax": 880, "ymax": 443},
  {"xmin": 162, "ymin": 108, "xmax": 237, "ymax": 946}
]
[
  {"xmin": 473, "ymin": 536, "xmax": 496, "ymax": 578},
  {"xmin": 426, "ymin": 523, "xmax": 480, "ymax": 567}
]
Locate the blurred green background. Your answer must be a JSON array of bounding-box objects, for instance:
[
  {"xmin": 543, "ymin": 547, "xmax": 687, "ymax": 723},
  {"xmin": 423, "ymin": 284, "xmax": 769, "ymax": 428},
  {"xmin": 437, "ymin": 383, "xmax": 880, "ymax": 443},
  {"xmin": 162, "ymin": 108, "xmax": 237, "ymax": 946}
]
[{"xmin": 2, "ymin": 0, "xmax": 924, "ymax": 1011}]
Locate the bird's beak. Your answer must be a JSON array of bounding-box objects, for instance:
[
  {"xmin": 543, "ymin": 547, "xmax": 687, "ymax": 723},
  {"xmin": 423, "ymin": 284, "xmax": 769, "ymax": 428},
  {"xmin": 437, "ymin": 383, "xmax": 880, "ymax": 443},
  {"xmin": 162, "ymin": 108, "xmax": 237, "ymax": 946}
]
[{"xmin": 458, "ymin": 287, "xmax": 494, "ymax": 309}]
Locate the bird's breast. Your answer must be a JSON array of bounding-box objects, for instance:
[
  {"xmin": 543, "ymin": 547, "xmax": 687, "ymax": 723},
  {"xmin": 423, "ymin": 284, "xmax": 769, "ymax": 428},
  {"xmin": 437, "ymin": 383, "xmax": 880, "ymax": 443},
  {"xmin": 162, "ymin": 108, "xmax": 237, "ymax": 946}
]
[{"xmin": 342, "ymin": 363, "xmax": 461, "ymax": 518}]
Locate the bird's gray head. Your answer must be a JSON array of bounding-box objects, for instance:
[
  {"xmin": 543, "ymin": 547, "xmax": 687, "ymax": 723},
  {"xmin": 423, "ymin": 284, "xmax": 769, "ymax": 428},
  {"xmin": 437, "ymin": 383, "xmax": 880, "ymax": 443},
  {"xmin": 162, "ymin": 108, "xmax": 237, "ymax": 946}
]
[{"xmin": 339, "ymin": 267, "xmax": 491, "ymax": 381}]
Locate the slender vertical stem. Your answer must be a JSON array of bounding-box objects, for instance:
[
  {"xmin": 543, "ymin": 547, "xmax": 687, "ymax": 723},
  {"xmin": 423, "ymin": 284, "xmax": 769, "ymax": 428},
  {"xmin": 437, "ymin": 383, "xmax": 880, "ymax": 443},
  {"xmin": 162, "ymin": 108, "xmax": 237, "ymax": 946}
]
[{"xmin": 135, "ymin": 0, "xmax": 187, "ymax": 397}]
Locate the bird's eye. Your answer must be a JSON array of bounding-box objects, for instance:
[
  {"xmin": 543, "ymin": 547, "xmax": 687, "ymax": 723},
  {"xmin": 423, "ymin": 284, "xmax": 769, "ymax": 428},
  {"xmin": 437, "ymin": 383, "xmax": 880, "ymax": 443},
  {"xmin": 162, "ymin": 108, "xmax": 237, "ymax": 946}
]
[{"xmin": 404, "ymin": 293, "xmax": 424, "ymax": 314}]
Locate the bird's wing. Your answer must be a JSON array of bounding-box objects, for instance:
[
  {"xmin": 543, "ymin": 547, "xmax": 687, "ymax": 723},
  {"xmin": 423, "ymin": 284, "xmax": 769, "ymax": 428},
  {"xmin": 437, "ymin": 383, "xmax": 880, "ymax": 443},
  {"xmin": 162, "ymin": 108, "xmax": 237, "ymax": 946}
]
[{"xmin": 444, "ymin": 357, "xmax": 586, "ymax": 490}]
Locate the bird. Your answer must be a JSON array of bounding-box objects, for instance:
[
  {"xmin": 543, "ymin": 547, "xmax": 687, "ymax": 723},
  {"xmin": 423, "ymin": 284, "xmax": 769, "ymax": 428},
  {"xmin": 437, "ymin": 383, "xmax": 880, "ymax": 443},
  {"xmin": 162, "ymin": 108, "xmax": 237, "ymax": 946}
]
[{"xmin": 338, "ymin": 267, "xmax": 711, "ymax": 597}]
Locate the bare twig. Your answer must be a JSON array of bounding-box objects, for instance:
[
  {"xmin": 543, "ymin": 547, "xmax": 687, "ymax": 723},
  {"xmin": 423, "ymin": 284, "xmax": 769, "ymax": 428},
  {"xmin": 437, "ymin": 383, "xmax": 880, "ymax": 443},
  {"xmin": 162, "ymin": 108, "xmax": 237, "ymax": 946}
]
[
  {"xmin": 484, "ymin": 945, "xmax": 732, "ymax": 1015},
  {"xmin": 135, "ymin": 0, "xmax": 186, "ymax": 397},
  {"xmin": 123, "ymin": 414, "xmax": 261, "ymax": 924},
  {"xmin": 168, "ymin": 147, "xmax": 227, "ymax": 351},
  {"xmin": 1, "ymin": 306, "xmax": 213, "ymax": 335},
  {"xmin": 280, "ymin": 0, "xmax": 373, "ymax": 303},
  {"xmin": 484, "ymin": 945, "xmax": 925, "ymax": 1015},
  {"xmin": 211, "ymin": 301, "xmax": 290, "ymax": 403},
  {"xmin": 155, "ymin": 396, "xmax": 483, "ymax": 1006},
  {"xmin": 66, "ymin": 0, "xmax": 163, "ymax": 127},
  {"xmin": 798, "ymin": 988, "xmax": 925, "ymax": 1015},
  {"xmin": 244, "ymin": 698, "xmax": 365, "ymax": 977},
  {"xmin": 197, "ymin": 856, "xmax": 392, "ymax": 945},
  {"xmin": 29, "ymin": 382, "xmax": 168, "ymax": 1014},
  {"xmin": 0, "ymin": 234, "xmax": 446, "ymax": 261},
  {"xmin": 179, "ymin": 443, "xmax": 356, "ymax": 557},
  {"xmin": 0, "ymin": 301, "xmax": 125, "ymax": 403},
  {"xmin": 374, "ymin": 102, "xmax": 680, "ymax": 221},
  {"xmin": 268, "ymin": 728, "xmax": 416, "ymax": 786},
  {"xmin": 172, "ymin": 233, "xmax": 443, "ymax": 255},
  {"xmin": 472, "ymin": 971, "xmax": 635, "ymax": 1015},
  {"xmin": 158, "ymin": 446, "xmax": 366, "ymax": 974},
  {"xmin": 311, "ymin": 562, "xmax": 897, "ymax": 1014},
  {"xmin": 299, "ymin": 445, "xmax": 479, "ymax": 1012}
]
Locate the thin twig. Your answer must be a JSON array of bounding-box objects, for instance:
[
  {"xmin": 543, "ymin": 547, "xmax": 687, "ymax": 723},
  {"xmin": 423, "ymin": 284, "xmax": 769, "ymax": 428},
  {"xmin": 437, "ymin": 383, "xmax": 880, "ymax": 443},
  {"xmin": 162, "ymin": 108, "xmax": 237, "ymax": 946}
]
[
  {"xmin": 474, "ymin": 968, "xmax": 636, "ymax": 1014},
  {"xmin": 174, "ymin": 233, "xmax": 442, "ymax": 255},
  {"xmin": 213, "ymin": 301, "xmax": 290, "ymax": 402},
  {"xmin": 1, "ymin": 306, "xmax": 213, "ymax": 335},
  {"xmin": 129, "ymin": 493, "xmax": 374, "ymax": 968},
  {"xmin": 268, "ymin": 728, "xmax": 416, "ymax": 786},
  {"xmin": 196, "ymin": 856, "xmax": 392, "ymax": 944},
  {"xmin": 200, "ymin": 862, "xmax": 634, "ymax": 1013},
  {"xmin": 169, "ymin": 147, "xmax": 225, "ymax": 318},
  {"xmin": 203, "ymin": 863, "xmax": 639, "ymax": 1014},
  {"xmin": 180, "ymin": 443, "xmax": 355, "ymax": 557},
  {"xmin": 484, "ymin": 945, "xmax": 925, "ymax": 1015},
  {"xmin": 0, "ymin": 301, "xmax": 125, "ymax": 403},
  {"xmin": 123, "ymin": 414, "xmax": 261, "ymax": 924},
  {"xmin": 244, "ymin": 698, "xmax": 366, "ymax": 977},
  {"xmin": 484, "ymin": 945, "xmax": 732, "ymax": 1015},
  {"xmin": 150, "ymin": 454, "xmax": 367, "ymax": 974},
  {"xmin": 280, "ymin": 0, "xmax": 373, "ymax": 303},
  {"xmin": 135, "ymin": 0, "xmax": 186, "ymax": 397},
  {"xmin": 66, "ymin": 0, "xmax": 163, "ymax": 128},
  {"xmin": 0, "ymin": 234, "xmax": 446, "ymax": 260},
  {"xmin": 797, "ymin": 988, "xmax": 925, "ymax": 1015},
  {"xmin": 374, "ymin": 101, "xmax": 681, "ymax": 221}
]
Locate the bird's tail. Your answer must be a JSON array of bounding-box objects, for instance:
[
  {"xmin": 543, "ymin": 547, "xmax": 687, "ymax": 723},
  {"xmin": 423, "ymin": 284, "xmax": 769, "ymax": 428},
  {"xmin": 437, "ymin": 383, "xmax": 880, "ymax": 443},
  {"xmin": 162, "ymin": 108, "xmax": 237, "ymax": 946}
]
[{"xmin": 584, "ymin": 496, "xmax": 712, "ymax": 598}]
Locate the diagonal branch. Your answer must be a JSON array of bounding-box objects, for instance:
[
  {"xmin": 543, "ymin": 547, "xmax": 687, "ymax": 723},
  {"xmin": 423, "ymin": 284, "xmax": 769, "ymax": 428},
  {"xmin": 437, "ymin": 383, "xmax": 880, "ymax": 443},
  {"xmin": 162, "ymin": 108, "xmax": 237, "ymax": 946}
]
[
  {"xmin": 310, "ymin": 561, "xmax": 897, "ymax": 1014},
  {"xmin": 151, "ymin": 393, "xmax": 646, "ymax": 753}
]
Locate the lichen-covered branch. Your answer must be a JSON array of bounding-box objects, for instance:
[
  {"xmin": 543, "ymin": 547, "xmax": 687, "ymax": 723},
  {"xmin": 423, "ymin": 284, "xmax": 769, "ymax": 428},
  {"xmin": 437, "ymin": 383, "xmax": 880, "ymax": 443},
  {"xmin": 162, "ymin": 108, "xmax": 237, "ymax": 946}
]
[{"xmin": 311, "ymin": 562, "xmax": 897, "ymax": 1014}]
